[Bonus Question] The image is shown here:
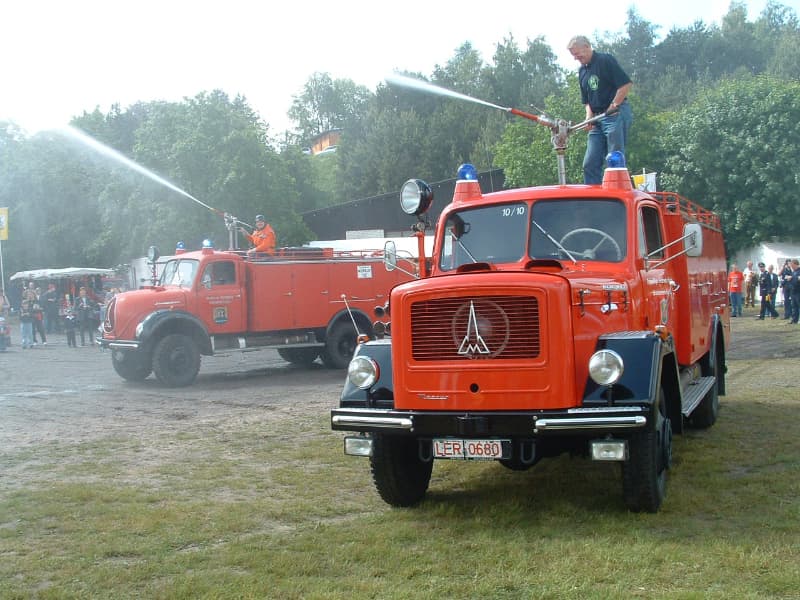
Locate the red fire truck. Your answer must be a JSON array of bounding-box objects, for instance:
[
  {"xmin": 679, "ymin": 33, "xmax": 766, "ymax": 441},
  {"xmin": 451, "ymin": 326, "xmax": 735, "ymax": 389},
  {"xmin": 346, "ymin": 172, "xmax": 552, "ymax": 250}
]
[
  {"xmin": 99, "ymin": 244, "xmax": 412, "ymax": 386},
  {"xmin": 331, "ymin": 158, "xmax": 729, "ymax": 513}
]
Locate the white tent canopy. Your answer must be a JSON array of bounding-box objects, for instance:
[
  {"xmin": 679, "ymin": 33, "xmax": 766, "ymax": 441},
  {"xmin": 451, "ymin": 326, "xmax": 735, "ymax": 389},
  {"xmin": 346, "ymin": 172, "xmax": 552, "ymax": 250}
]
[
  {"xmin": 733, "ymin": 242, "xmax": 800, "ymax": 270},
  {"xmin": 10, "ymin": 267, "xmax": 115, "ymax": 281}
]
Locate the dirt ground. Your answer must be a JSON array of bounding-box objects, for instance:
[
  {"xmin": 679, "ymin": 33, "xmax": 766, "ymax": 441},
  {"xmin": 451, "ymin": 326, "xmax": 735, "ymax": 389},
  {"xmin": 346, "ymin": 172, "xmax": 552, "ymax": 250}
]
[
  {"xmin": 0, "ymin": 330, "xmax": 344, "ymax": 456},
  {"xmin": 0, "ymin": 304, "xmax": 797, "ymax": 457}
]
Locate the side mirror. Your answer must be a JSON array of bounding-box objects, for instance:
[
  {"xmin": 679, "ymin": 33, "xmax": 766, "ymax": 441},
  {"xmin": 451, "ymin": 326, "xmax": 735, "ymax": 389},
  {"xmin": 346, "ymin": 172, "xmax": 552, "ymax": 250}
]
[
  {"xmin": 384, "ymin": 241, "xmax": 398, "ymax": 272},
  {"xmin": 147, "ymin": 245, "xmax": 160, "ymax": 263},
  {"xmin": 684, "ymin": 223, "xmax": 703, "ymax": 257}
]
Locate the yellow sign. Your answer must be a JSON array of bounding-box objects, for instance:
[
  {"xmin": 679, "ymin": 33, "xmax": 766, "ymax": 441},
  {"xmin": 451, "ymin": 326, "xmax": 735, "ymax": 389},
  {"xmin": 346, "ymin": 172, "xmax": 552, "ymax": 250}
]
[
  {"xmin": 632, "ymin": 172, "xmax": 657, "ymax": 192},
  {"xmin": 0, "ymin": 207, "xmax": 8, "ymax": 241}
]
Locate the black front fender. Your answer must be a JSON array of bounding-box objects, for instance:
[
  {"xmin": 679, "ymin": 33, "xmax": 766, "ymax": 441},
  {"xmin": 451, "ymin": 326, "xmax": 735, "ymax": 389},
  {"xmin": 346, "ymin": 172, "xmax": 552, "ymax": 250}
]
[
  {"xmin": 582, "ymin": 332, "xmax": 674, "ymax": 409},
  {"xmin": 340, "ymin": 338, "xmax": 394, "ymax": 408},
  {"xmin": 138, "ymin": 310, "xmax": 212, "ymax": 354}
]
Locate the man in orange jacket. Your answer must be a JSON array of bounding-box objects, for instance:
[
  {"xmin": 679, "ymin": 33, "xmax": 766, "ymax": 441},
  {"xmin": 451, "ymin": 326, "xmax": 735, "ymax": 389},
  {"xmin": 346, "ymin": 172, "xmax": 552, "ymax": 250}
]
[
  {"xmin": 240, "ymin": 214, "xmax": 276, "ymax": 256},
  {"xmin": 727, "ymin": 263, "xmax": 744, "ymax": 317}
]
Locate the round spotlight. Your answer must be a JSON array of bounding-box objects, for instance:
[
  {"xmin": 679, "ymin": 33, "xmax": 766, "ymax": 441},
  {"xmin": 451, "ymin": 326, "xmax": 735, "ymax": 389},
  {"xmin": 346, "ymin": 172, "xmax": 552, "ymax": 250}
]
[{"xmin": 400, "ymin": 179, "xmax": 433, "ymax": 215}]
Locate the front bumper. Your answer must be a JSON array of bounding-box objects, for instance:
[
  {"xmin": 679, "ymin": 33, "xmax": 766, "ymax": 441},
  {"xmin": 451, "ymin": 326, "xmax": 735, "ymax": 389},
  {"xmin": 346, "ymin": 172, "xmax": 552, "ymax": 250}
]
[
  {"xmin": 97, "ymin": 337, "xmax": 140, "ymax": 350},
  {"xmin": 331, "ymin": 405, "xmax": 647, "ymax": 437}
]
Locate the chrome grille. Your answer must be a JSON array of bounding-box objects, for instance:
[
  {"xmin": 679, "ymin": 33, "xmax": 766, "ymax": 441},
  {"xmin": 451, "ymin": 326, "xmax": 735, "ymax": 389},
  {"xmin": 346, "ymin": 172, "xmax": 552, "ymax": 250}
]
[{"xmin": 411, "ymin": 296, "xmax": 540, "ymax": 360}]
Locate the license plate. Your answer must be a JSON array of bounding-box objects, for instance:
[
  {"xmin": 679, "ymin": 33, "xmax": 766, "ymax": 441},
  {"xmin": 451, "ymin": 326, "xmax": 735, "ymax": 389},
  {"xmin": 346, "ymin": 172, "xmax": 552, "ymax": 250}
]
[{"xmin": 432, "ymin": 438, "xmax": 510, "ymax": 460}]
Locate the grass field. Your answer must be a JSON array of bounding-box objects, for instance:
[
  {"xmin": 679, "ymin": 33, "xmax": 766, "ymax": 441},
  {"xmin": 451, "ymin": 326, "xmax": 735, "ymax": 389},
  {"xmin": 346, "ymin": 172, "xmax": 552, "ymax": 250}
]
[{"xmin": 1, "ymin": 314, "xmax": 799, "ymax": 599}]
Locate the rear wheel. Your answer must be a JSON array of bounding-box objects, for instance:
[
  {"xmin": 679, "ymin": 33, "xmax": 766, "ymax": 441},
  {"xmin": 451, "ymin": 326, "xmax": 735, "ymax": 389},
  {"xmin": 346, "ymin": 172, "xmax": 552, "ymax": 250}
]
[
  {"xmin": 370, "ymin": 434, "xmax": 433, "ymax": 507},
  {"xmin": 152, "ymin": 334, "xmax": 201, "ymax": 387},
  {"xmin": 277, "ymin": 347, "xmax": 320, "ymax": 366},
  {"xmin": 622, "ymin": 388, "xmax": 672, "ymax": 513},
  {"xmin": 111, "ymin": 349, "xmax": 152, "ymax": 381},
  {"xmin": 321, "ymin": 321, "xmax": 359, "ymax": 369}
]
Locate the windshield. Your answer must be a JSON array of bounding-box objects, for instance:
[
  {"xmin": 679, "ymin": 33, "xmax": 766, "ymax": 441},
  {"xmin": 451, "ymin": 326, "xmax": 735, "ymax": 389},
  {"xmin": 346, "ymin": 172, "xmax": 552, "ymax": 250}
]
[
  {"xmin": 438, "ymin": 198, "xmax": 627, "ymax": 270},
  {"xmin": 160, "ymin": 259, "xmax": 199, "ymax": 286},
  {"xmin": 440, "ymin": 203, "xmax": 528, "ymax": 271},
  {"xmin": 529, "ymin": 199, "xmax": 627, "ymax": 262}
]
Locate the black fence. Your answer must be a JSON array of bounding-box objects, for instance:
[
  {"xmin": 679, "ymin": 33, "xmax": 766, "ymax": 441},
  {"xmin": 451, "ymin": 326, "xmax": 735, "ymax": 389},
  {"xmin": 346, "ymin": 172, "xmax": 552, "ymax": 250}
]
[{"xmin": 301, "ymin": 169, "xmax": 505, "ymax": 240}]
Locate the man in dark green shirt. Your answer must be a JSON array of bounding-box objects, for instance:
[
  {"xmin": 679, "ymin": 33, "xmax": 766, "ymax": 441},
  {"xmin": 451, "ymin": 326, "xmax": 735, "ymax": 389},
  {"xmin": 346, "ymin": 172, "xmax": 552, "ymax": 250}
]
[{"xmin": 568, "ymin": 35, "xmax": 633, "ymax": 184}]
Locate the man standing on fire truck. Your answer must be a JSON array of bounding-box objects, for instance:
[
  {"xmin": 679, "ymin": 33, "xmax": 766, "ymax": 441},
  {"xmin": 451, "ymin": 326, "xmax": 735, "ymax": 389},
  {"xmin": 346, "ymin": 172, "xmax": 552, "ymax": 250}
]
[
  {"xmin": 568, "ymin": 35, "xmax": 633, "ymax": 185},
  {"xmin": 240, "ymin": 214, "xmax": 275, "ymax": 256}
]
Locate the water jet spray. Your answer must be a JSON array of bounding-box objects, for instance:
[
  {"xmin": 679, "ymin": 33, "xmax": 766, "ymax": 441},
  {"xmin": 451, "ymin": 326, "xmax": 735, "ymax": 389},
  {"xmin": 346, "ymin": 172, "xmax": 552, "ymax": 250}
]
[
  {"xmin": 59, "ymin": 125, "xmax": 249, "ymax": 250},
  {"xmin": 386, "ymin": 73, "xmax": 610, "ymax": 185}
]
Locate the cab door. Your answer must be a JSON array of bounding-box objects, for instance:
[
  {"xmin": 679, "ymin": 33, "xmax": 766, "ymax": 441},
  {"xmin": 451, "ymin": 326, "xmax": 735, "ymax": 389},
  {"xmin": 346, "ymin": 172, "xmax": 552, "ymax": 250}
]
[
  {"xmin": 638, "ymin": 205, "xmax": 674, "ymax": 329},
  {"xmin": 195, "ymin": 259, "xmax": 246, "ymax": 334}
]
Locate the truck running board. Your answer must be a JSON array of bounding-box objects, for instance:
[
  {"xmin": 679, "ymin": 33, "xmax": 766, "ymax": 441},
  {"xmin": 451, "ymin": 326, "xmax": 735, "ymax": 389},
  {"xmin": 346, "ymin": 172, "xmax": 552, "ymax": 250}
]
[{"xmin": 680, "ymin": 376, "xmax": 716, "ymax": 416}]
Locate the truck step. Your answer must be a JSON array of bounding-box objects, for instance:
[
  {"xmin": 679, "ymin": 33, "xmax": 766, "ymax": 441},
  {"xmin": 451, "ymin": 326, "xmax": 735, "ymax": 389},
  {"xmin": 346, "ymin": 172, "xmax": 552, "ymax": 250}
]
[{"xmin": 681, "ymin": 376, "xmax": 716, "ymax": 416}]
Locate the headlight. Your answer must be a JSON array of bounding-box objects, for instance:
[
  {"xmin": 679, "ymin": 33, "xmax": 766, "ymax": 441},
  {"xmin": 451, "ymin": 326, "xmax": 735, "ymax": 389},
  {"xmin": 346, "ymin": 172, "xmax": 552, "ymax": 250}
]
[
  {"xmin": 347, "ymin": 356, "xmax": 379, "ymax": 389},
  {"xmin": 588, "ymin": 349, "xmax": 624, "ymax": 385}
]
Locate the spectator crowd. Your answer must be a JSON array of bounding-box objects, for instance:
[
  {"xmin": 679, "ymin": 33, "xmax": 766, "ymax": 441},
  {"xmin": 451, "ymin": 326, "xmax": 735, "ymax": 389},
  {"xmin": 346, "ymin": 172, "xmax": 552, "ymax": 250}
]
[
  {"xmin": 730, "ymin": 258, "xmax": 800, "ymax": 324},
  {"xmin": 1, "ymin": 276, "xmax": 124, "ymax": 349}
]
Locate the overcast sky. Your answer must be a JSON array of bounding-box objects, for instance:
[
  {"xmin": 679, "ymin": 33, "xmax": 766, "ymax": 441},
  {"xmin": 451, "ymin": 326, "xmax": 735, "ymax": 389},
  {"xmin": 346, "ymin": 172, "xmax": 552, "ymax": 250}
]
[{"xmin": 2, "ymin": 0, "xmax": 792, "ymax": 136}]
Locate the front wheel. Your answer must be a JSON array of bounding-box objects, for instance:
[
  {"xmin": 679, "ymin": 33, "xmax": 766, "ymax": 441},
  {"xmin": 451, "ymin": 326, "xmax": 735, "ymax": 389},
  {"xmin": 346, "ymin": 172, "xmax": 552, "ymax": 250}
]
[
  {"xmin": 622, "ymin": 388, "xmax": 672, "ymax": 513},
  {"xmin": 370, "ymin": 435, "xmax": 433, "ymax": 507},
  {"xmin": 111, "ymin": 349, "xmax": 152, "ymax": 381},
  {"xmin": 152, "ymin": 334, "xmax": 201, "ymax": 387}
]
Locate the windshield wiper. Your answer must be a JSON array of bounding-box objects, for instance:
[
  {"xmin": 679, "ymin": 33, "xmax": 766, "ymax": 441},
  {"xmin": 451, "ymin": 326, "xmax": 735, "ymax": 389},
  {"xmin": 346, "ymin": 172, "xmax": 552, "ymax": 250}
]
[
  {"xmin": 450, "ymin": 230, "xmax": 478, "ymax": 263},
  {"xmin": 531, "ymin": 220, "xmax": 577, "ymax": 263}
]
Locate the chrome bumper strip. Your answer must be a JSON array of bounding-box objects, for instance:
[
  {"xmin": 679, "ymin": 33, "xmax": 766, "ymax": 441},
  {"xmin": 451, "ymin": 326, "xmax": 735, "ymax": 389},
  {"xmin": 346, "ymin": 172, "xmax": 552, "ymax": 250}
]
[
  {"xmin": 534, "ymin": 416, "xmax": 646, "ymax": 431},
  {"xmin": 331, "ymin": 415, "xmax": 414, "ymax": 429},
  {"xmin": 106, "ymin": 340, "xmax": 140, "ymax": 349}
]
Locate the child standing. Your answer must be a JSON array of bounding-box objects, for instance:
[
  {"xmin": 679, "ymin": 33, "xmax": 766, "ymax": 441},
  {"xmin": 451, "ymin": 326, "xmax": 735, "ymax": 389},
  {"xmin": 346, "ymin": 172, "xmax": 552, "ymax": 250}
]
[
  {"xmin": 19, "ymin": 299, "xmax": 34, "ymax": 349},
  {"xmin": 63, "ymin": 308, "xmax": 78, "ymax": 348}
]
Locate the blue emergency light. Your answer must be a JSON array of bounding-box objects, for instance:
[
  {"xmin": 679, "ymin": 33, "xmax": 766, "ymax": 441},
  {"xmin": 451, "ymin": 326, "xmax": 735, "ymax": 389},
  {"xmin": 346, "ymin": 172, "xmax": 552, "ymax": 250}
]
[
  {"xmin": 606, "ymin": 151, "xmax": 626, "ymax": 168},
  {"xmin": 457, "ymin": 163, "xmax": 479, "ymax": 181}
]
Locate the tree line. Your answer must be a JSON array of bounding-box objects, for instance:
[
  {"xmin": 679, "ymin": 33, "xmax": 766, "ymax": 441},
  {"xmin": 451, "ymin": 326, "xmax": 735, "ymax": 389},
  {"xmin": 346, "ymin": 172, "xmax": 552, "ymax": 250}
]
[{"xmin": 1, "ymin": 1, "xmax": 799, "ymax": 278}]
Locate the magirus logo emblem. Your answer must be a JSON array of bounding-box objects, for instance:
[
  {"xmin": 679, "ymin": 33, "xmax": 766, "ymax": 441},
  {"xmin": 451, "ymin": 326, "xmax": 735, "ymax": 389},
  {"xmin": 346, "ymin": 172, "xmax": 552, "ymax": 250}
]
[
  {"xmin": 441, "ymin": 296, "xmax": 536, "ymax": 360},
  {"xmin": 457, "ymin": 301, "xmax": 491, "ymax": 356}
]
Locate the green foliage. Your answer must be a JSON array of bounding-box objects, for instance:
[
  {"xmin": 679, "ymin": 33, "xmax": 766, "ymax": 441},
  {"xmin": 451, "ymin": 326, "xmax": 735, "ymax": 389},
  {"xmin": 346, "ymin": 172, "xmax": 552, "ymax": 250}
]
[
  {"xmin": 0, "ymin": 125, "xmax": 112, "ymax": 273},
  {"xmin": 493, "ymin": 75, "xmax": 586, "ymax": 187},
  {"xmin": 288, "ymin": 72, "xmax": 371, "ymax": 141},
  {"xmin": 660, "ymin": 75, "xmax": 800, "ymax": 251},
  {"xmin": 598, "ymin": 7, "xmax": 660, "ymax": 87},
  {"xmin": 338, "ymin": 104, "xmax": 440, "ymax": 203}
]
